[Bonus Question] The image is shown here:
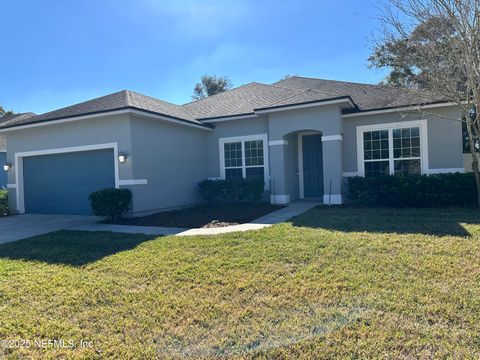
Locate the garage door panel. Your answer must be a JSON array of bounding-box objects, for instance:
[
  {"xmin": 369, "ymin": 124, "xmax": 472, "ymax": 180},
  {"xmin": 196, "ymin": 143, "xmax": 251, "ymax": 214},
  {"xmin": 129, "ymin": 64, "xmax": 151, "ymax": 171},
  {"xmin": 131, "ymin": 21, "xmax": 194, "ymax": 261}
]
[{"xmin": 23, "ymin": 149, "xmax": 115, "ymax": 215}]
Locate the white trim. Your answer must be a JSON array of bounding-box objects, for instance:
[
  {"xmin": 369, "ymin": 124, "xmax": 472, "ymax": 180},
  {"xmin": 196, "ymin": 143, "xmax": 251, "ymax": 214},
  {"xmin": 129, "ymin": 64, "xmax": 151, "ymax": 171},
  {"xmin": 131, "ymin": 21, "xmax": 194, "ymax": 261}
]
[
  {"xmin": 343, "ymin": 102, "xmax": 457, "ymax": 118},
  {"xmin": 356, "ymin": 120, "xmax": 429, "ymax": 177},
  {"xmin": 200, "ymin": 114, "xmax": 258, "ymax": 123},
  {"xmin": 255, "ymin": 98, "xmax": 355, "ymax": 114},
  {"xmin": 323, "ymin": 194, "xmax": 342, "ymax": 205},
  {"xmin": 14, "ymin": 143, "xmax": 119, "ymax": 214},
  {"xmin": 322, "ymin": 135, "xmax": 343, "ymax": 142},
  {"xmin": 427, "ymin": 168, "xmax": 465, "ymax": 174},
  {"xmin": 298, "ymin": 131, "xmax": 322, "ymax": 199},
  {"xmin": 0, "ymin": 109, "xmax": 212, "ymax": 134},
  {"xmin": 118, "ymin": 179, "xmax": 148, "ymax": 186},
  {"xmin": 342, "ymin": 172, "xmax": 358, "ymax": 177},
  {"xmin": 218, "ymin": 133, "xmax": 270, "ymax": 190},
  {"xmin": 269, "ymin": 140, "xmax": 288, "ymax": 146},
  {"xmin": 6, "ymin": 184, "xmax": 16, "ymax": 189},
  {"xmin": 270, "ymin": 194, "xmax": 290, "ymax": 204}
]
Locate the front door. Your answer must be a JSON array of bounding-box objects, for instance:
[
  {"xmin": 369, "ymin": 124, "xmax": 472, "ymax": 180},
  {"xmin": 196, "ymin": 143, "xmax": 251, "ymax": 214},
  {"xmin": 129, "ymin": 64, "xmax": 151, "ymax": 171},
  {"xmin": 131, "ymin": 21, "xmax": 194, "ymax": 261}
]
[{"xmin": 302, "ymin": 134, "xmax": 323, "ymax": 197}]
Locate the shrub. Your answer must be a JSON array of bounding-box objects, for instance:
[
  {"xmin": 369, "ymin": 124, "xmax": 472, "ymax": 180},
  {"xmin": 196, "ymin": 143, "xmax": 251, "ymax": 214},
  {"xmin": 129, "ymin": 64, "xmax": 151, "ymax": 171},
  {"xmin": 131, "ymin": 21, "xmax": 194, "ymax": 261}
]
[
  {"xmin": 0, "ymin": 190, "xmax": 7, "ymax": 216},
  {"xmin": 348, "ymin": 173, "xmax": 477, "ymax": 207},
  {"xmin": 198, "ymin": 179, "xmax": 264, "ymax": 204},
  {"xmin": 89, "ymin": 188, "xmax": 132, "ymax": 222}
]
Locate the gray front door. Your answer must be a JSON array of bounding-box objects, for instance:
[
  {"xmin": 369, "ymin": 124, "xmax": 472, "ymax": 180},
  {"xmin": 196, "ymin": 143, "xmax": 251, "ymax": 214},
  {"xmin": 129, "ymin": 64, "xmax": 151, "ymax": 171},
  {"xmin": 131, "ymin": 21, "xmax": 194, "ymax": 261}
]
[
  {"xmin": 23, "ymin": 149, "xmax": 115, "ymax": 215},
  {"xmin": 302, "ymin": 134, "xmax": 323, "ymax": 197}
]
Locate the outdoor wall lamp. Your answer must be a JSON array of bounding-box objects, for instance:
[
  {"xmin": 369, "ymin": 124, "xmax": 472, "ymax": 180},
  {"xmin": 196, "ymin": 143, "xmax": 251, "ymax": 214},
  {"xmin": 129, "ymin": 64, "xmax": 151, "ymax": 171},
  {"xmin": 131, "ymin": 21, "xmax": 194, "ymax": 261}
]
[
  {"xmin": 3, "ymin": 163, "xmax": 11, "ymax": 172},
  {"xmin": 118, "ymin": 153, "xmax": 127, "ymax": 164}
]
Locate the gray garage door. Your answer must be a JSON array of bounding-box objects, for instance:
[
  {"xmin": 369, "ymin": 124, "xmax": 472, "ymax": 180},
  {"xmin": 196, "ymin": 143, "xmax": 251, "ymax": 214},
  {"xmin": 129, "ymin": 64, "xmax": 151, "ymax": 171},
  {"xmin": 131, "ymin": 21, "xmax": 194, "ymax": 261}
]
[{"xmin": 23, "ymin": 149, "xmax": 115, "ymax": 215}]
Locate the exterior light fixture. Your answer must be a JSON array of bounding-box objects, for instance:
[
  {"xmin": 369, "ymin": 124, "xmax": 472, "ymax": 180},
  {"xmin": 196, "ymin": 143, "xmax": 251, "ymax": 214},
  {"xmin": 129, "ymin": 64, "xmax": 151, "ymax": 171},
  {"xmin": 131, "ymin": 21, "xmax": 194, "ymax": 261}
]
[
  {"xmin": 3, "ymin": 163, "xmax": 11, "ymax": 172},
  {"xmin": 118, "ymin": 153, "xmax": 127, "ymax": 164}
]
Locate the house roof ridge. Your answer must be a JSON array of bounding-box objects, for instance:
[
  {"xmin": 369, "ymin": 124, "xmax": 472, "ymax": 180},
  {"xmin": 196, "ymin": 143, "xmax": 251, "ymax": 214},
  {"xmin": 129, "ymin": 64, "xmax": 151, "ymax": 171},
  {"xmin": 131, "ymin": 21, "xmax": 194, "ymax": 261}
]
[
  {"xmin": 258, "ymin": 88, "xmax": 312, "ymax": 108},
  {"xmin": 182, "ymin": 82, "xmax": 269, "ymax": 106},
  {"xmin": 120, "ymin": 89, "xmax": 179, "ymax": 107},
  {"xmin": 278, "ymin": 75, "xmax": 383, "ymax": 88},
  {"xmin": 122, "ymin": 90, "xmax": 134, "ymax": 107},
  {"xmin": 268, "ymin": 82, "xmax": 346, "ymax": 96}
]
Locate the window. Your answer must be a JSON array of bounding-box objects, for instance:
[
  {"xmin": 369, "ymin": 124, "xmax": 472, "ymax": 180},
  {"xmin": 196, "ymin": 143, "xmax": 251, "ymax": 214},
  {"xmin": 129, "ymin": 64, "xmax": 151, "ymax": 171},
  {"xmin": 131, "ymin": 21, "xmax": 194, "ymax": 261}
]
[
  {"xmin": 392, "ymin": 127, "xmax": 421, "ymax": 176},
  {"xmin": 224, "ymin": 142, "xmax": 243, "ymax": 179},
  {"xmin": 244, "ymin": 140, "xmax": 264, "ymax": 180},
  {"xmin": 363, "ymin": 130, "xmax": 390, "ymax": 177},
  {"xmin": 220, "ymin": 134, "xmax": 268, "ymax": 187},
  {"xmin": 358, "ymin": 121, "xmax": 427, "ymax": 177}
]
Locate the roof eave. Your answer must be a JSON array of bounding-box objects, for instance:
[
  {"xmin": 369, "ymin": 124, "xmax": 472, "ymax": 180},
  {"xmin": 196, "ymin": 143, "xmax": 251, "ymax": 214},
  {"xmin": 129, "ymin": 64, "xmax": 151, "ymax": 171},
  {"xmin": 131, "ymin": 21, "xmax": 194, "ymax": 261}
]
[
  {"xmin": 0, "ymin": 107, "xmax": 212, "ymax": 133},
  {"xmin": 342, "ymin": 101, "xmax": 458, "ymax": 118},
  {"xmin": 254, "ymin": 96, "xmax": 356, "ymax": 114},
  {"xmin": 199, "ymin": 113, "xmax": 258, "ymax": 123}
]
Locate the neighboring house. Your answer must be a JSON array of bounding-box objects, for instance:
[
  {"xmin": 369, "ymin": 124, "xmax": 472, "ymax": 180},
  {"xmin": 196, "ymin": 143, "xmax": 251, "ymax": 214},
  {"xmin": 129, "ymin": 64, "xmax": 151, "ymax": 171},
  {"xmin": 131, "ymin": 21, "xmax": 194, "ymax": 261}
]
[
  {"xmin": 0, "ymin": 137, "xmax": 5, "ymax": 189},
  {"xmin": 0, "ymin": 77, "xmax": 464, "ymax": 215},
  {"xmin": 0, "ymin": 113, "xmax": 36, "ymax": 189}
]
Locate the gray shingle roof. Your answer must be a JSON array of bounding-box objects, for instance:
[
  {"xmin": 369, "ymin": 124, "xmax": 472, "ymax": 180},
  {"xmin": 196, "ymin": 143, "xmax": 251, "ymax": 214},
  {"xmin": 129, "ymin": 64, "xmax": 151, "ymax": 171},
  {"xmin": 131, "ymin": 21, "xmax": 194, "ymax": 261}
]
[
  {"xmin": 0, "ymin": 91, "xmax": 203, "ymax": 129},
  {"xmin": 0, "ymin": 76, "xmax": 450, "ymax": 130},
  {"xmin": 0, "ymin": 112, "xmax": 37, "ymax": 127},
  {"xmin": 272, "ymin": 76, "xmax": 447, "ymax": 112},
  {"xmin": 183, "ymin": 82, "xmax": 358, "ymax": 119},
  {"xmin": 183, "ymin": 82, "xmax": 305, "ymax": 119}
]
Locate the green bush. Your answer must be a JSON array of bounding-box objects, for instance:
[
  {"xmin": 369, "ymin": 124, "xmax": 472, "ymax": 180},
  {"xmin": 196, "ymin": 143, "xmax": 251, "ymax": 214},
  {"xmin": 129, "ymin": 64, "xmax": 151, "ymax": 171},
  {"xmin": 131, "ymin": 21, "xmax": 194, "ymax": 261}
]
[
  {"xmin": 0, "ymin": 190, "xmax": 8, "ymax": 216},
  {"xmin": 198, "ymin": 178, "xmax": 264, "ymax": 204},
  {"xmin": 348, "ymin": 173, "xmax": 477, "ymax": 207},
  {"xmin": 89, "ymin": 188, "xmax": 132, "ymax": 222}
]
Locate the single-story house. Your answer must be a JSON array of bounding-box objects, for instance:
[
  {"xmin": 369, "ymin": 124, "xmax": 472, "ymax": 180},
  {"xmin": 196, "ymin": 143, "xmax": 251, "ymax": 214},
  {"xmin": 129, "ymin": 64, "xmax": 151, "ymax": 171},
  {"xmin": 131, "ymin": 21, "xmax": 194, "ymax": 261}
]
[{"xmin": 0, "ymin": 76, "xmax": 466, "ymax": 215}]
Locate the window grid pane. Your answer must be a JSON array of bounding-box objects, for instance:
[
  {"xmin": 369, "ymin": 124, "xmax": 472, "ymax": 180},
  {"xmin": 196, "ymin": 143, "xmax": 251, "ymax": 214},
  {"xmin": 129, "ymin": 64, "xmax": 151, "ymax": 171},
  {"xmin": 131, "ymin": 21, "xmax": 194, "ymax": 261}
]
[
  {"xmin": 225, "ymin": 168, "xmax": 243, "ymax": 180},
  {"xmin": 393, "ymin": 127, "xmax": 420, "ymax": 160},
  {"xmin": 246, "ymin": 167, "xmax": 265, "ymax": 181},
  {"xmin": 363, "ymin": 130, "xmax": 389, "ymax": 160},
  {"xmin": 394, "ymin": 159, "xmax": 421, "ymax": 176},
  {"xmin": 245, "ymin": 140, "xmax": 264, "ymax": 166},
  {"xmin": 224, "ymin": 142, "xmax": 242, "ymax": 168},
  {"xmin": 365, "ymin": 161, "xmax": 390, "ymax": 177}
]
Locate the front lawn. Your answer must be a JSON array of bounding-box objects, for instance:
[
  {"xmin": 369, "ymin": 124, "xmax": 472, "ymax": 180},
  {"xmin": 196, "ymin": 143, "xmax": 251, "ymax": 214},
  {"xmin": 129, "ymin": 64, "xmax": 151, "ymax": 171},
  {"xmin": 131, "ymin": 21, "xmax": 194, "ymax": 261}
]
[
  {"xmin": 1, "ymin": 207, "xmax": 480, "ymax": 358},
  {"xmin": 116, "ymin": 203, "xmax": 284, "ymax": 228}
]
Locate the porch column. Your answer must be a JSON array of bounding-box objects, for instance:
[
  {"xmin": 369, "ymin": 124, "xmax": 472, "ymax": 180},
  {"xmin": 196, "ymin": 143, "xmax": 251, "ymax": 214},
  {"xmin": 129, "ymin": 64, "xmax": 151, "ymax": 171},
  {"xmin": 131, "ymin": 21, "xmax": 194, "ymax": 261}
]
[
  {"xmin": 268, "ymin": 140, "xmax": 290, "ymax": 204},
  {"xmin": 322, "ymin": 135, "xmax": 343, "ymax": 204}
]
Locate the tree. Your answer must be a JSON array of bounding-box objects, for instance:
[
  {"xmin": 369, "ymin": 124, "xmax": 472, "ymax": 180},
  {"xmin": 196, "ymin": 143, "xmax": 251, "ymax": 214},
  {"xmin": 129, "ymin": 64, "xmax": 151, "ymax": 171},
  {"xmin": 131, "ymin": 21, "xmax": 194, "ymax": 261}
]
[
  {"xmin": 0, "ymin": 106, "xmax": 13, "ymax": 116},
  {"xmin": 192, "ymin": 75, "xmax": 233, "ymax": 100},
  {"xmin": 370, "ymin": 0, "xmax": 480, "ymax": 205}
]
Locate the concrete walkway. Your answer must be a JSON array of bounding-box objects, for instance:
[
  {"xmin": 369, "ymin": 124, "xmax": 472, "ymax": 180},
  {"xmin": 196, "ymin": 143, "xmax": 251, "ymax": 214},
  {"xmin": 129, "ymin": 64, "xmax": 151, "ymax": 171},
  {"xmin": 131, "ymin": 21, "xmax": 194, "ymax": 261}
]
[
  {"xmin": 0, "ymin": 202, "xmax": 320, "ymax": 243},
  {"xmin": 0, "ymin": 214, "xmax": 100, "ymax": 244},
  {"xmin": 70, "ymin": 223, "xmax": 186, "ymax": 236},
  {"xmin": 176, "ymin": 202, "xmax": 319, "ymax": 236}
]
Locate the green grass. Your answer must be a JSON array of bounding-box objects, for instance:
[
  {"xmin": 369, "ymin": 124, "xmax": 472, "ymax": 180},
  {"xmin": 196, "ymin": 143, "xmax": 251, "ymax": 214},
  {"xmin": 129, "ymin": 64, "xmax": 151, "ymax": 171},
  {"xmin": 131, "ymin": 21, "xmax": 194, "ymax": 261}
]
[{"xmin": 1, "ymin": 207, "xmax": 480, "ymax": 358}]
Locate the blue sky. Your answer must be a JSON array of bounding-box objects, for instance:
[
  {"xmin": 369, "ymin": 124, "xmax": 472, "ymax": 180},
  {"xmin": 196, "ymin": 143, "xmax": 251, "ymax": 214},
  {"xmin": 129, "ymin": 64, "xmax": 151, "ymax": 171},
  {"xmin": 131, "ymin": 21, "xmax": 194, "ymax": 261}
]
[{"xmin": 0, "ymin": 0, "xmax": 387, "ymax": 114}]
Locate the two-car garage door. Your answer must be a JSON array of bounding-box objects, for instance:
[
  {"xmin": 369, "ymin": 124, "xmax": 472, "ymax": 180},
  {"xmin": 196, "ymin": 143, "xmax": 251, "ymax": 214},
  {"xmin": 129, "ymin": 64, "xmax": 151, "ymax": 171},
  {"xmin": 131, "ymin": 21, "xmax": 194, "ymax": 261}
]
[{"xmin": 23, "ymin": 149, "xmax": 115, "ymax": 215}]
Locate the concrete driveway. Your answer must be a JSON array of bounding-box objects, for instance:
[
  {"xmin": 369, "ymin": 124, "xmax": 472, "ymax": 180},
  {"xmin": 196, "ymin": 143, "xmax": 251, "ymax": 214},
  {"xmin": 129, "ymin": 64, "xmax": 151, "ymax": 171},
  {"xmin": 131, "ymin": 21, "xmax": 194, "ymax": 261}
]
[{"xmin": 0, "ymin": 214, "xmax": 100, "ymax": 244}]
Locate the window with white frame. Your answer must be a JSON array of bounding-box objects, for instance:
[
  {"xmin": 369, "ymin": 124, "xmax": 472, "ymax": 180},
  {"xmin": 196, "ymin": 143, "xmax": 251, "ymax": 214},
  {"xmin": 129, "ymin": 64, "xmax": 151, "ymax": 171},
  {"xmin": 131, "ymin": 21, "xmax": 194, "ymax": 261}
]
[
  {"xmin": 358, "ymin": 121, "xmax": 426, "ymax": 177},
  {"xmin": 220, "ymin": 135, "xmax": 268, "ymax": 185}
]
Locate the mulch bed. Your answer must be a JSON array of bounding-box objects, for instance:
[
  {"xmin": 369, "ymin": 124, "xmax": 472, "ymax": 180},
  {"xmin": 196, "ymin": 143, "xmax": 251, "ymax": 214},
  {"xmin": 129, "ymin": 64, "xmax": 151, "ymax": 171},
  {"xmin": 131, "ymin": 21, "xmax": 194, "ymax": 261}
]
[{"xmin": 117, "ymin": 203, "xmax": 285, "ymax": 228}]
